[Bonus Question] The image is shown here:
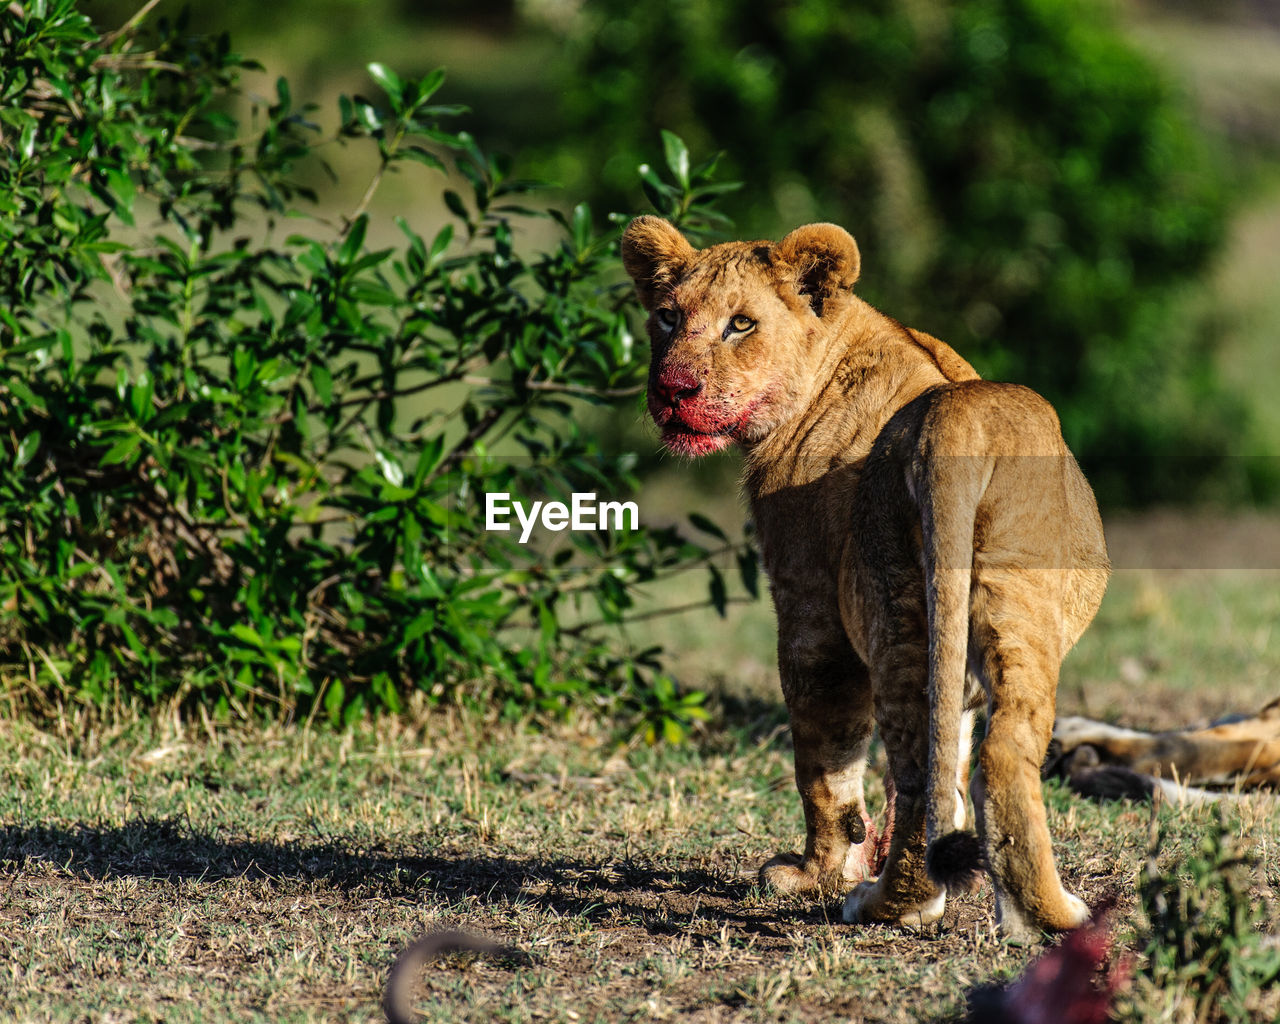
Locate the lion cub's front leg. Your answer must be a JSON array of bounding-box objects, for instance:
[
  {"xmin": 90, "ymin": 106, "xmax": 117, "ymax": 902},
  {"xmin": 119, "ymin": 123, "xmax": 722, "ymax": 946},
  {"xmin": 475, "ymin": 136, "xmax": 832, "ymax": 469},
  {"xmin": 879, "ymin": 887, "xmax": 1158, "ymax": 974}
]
[{"xmin": 760, "ymin": 645, "xmax": 880, "ymax": 895}]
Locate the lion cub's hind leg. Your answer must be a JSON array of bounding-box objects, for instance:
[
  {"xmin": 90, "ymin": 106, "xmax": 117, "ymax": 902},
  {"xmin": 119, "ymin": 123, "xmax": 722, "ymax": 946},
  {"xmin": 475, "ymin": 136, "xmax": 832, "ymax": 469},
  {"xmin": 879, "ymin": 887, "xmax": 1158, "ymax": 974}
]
[{"xmin": 971, "ymin": 576, "xmax": 1089, "ymax": 941}]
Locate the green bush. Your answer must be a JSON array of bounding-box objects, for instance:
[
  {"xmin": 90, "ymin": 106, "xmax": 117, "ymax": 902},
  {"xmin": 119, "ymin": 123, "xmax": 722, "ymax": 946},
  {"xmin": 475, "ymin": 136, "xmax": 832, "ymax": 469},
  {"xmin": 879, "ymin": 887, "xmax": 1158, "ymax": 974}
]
[
  {"xmin": 0, "ymin": 1, "xmax": 753, "ymax": 732},
  {"xmin": 560, "ymin": 0, "xmax": 1250, "ymax": 504},
  {"xmin": 1118, "ymin": 815, "xmax": 1280, "ymax": 1024}
]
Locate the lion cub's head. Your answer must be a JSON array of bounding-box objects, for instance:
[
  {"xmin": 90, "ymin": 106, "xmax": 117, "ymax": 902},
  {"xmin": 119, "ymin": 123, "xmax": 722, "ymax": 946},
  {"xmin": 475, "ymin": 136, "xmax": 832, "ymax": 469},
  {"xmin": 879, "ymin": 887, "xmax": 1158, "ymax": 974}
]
[{"xmin": 621, "ymin": 217, "xmax": 861, "ymax": 457}]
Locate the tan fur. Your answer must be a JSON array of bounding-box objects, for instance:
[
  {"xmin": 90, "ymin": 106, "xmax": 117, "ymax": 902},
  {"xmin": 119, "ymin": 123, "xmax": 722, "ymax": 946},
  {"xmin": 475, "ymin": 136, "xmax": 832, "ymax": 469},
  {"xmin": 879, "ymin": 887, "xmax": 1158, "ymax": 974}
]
[
  {"xmin": 622, "ymin": 217, "xmax": 1110, "ymax": 939},
  {"xmin": 1053, "ymin": 698, "xmax": 1280, "ymax": 791}
]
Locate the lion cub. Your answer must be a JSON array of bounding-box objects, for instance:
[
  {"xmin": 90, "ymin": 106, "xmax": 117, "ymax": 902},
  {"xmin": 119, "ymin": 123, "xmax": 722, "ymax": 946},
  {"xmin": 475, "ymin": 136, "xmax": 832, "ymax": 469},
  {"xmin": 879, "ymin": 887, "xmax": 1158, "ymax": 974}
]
[{"xmin": 622, "ymin": 217, "xmax": 1110, "ymax": 939}]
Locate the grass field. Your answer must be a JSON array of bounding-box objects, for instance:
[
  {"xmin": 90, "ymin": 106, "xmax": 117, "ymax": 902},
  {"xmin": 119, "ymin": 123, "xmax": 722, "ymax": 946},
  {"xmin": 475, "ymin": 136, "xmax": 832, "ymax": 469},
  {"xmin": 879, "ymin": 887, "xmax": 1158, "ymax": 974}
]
[{"xmin": 2, "ymin": 515, "xmax": 1279, "ymax": 1023}]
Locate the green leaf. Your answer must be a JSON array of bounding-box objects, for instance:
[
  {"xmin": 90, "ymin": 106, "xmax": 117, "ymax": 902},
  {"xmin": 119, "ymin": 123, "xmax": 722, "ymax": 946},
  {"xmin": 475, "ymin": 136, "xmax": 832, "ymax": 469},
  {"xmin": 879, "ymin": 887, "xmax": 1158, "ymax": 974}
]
[
  {"xmin": 375, "ymin": 449, "xmax": 404, "ymax": 487},
  {"xmin": 274, "ymin": 76, "xmax": 291, "ymax": 114},
  {"xmin": 18, "ymin": 121, "xmax": 37, "ymax": 161},
  {"xmin": 309, "ymin": 363, "xmax": 332, "ymax": 405},
  {"xmin": 412, "ymin": 435, "xmax": 446, "ymax": 486},
  {"xmin": 343, "ymin": 693, "xmax": 366, "ymax": 726},
  {"xmin": 6, "ymin": 377, "xmax": 42, "ymax": 411},
  {"xmin": 641, "ymin": 177, "xmax": 674, "ymax": 216},
  {"xmin": 736, "ymin": 549, "xmax": 759, "ymax": 598},
  {"xmin": 354, "ymin": 100, "xmax": 382, "ymax": 134},
  {"xmin": 367, "ymin": 62, "xmax": 404, "ymax": 102},
  {"xmin": 415, "ymin": 68, "xmax": 447, "ymax": 103},
  {"xmin": 104, "ymin": 166, "xmax": 136, "ymax": 225},
  {"xmin": 443, "ymin": 189, "xmax": 470, "ymax": 223},
  {"xmin": 338, "ymin": 214, "xmax": 368, "ymax": 265},
  {"xmin": 708, "ymin": 564, "xmax": 727, "ymax": 617},
  {"xmin": 570, "ymin": 202, "xmax": 592, "ymax": 254},
  {"xmin": 688, "ymin": 512, "xmax": 726, "ymax": 541},
  {"xmin": 324, "ymin": 677, "xmax": 346, "ymax": 725},
  {"xmin": 401, "ymin": 145, "xmax": 445, "ymax": 172},
  {"xmin": 402, "ymin": 611, "xmax": 436, "ymax": 646},
  {"xmin": 99, "ymin": 433, "xmax": 142, "ymax": 467},
  {"xmin": 14, "ymin": 431, "xmax": 40, "ymax": 470},
  {"xmin": 428, "ymin": 222, "xmax": 453, "ymax": 268},
  {"xmin": 661, "ymin": 130, "xmax": 690, "ymax": 189},
  {"xmin": 229, "ymin": 623, "xmax": 265, "ymax": 648},
  {"xmin": 129, "ymin": 371, "xmax": 153, "ymax": 420}
]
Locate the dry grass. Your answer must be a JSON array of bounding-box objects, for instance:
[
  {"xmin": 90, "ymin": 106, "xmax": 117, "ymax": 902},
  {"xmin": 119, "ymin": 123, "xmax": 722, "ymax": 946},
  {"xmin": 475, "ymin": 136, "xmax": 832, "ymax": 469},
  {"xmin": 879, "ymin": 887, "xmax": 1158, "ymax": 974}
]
[{"xmin": 3, "ymin": 582, "xmax": 1279, "ymax": 1024}]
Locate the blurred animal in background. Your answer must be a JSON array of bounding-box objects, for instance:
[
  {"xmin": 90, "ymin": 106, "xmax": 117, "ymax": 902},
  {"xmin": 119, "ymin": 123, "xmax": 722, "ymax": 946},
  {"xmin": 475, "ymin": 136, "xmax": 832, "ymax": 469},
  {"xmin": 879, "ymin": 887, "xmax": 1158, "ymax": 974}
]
[{"xmin": 1048, "ymin": 698, "xmax": 1280, "ymax": 803}]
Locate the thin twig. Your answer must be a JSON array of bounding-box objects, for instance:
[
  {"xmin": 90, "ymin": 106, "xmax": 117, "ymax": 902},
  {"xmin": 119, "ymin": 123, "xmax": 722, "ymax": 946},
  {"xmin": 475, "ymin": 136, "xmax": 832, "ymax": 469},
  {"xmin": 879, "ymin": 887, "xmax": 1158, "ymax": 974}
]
[
  {"xmin": 270, "ymin": 371, "xmax": 469, "ymax": 426},
  {"xmin": 92, "ymin": 57, "xmax": 183, "ymax": 73},
  {"xmin": 428, "ymin": 405, "xmax": 503, "ymax": 480},
  {"xmin": 561, "ymin": 596, "xmax": 755, "ymax": 637},
  {"xmin": 461, "ymin": 375, "xmax": 644, "ymax": 399},
  {"xmin": 343, "ymin": 125, "xmax": 407, "ymax": 235},
  {"xmin": 98, "ymin": 0, "xmax": 163, "ymax": 49}
]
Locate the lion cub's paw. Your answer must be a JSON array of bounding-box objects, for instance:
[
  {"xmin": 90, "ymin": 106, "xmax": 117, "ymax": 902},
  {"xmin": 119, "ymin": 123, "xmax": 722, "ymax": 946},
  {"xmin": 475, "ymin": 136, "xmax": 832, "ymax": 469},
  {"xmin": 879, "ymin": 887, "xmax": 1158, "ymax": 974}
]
[
  {"xmin": 759, "ymin": 853, "xmax": 838, "ymax": 895},
  {"xmin": 1046, "ymin": 892, "xmax": 1091, "ymax": 933},
  {"xmin": 842, "ymin": 880, "xmax": 946, "ymax": 928},
  {"xmin": 996, "ymin": 889, "xmax": 1090, "ymax": 942}
]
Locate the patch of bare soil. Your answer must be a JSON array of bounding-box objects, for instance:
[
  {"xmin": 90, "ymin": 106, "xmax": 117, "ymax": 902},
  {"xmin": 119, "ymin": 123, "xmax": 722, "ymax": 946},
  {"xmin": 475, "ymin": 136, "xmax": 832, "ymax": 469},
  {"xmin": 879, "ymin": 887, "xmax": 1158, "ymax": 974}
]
[{"xmin": 1104, "ymin": 509, "xmax": 1280, "ymax": 571}]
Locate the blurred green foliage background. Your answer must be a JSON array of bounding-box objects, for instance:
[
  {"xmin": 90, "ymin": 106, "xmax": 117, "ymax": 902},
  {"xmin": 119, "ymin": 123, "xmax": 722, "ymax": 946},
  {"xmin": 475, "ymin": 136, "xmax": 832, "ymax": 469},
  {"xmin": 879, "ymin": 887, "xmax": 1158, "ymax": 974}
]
[
  {"xmin": 6, "ymin": 0, "xmax": 1276, "ymax": 720},
  {"xmin": 76, "ymin": 0, "xmax": 1280, "ymax": 505},
  {"xmin": 2, "ymin": 2, "xmax": 757, "ymax": 722}
]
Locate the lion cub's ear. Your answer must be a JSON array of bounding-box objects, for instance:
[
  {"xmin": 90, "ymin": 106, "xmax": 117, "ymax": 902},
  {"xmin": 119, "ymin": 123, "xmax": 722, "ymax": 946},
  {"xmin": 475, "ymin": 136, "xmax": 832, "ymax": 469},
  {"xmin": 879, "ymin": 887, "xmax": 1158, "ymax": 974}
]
[
  {"xmin": 621, "ymin": 216, "xmax": 696, "ymax": 311},
  {"xmin": 776, "ymin": 223, "xmax": 861, "ymax": 316}
]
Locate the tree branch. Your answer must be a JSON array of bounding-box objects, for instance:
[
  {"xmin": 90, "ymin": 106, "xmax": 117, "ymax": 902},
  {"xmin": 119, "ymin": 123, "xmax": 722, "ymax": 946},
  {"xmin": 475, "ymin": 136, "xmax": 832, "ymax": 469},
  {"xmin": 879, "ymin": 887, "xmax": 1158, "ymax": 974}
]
[
  {"xmin": 98, "ymin": 0, "xmax": 164, "ymax": 49},
  {"xmin": 270, "ymin": 370, "xmax": 469, "ymax": 426},
  {"xmin": 560, "ymin": 596, "xmax": 755, "ymax": 637},
  {"xmin": 461, "ymin": 375, "xmax": 643, "ymax": 399}
]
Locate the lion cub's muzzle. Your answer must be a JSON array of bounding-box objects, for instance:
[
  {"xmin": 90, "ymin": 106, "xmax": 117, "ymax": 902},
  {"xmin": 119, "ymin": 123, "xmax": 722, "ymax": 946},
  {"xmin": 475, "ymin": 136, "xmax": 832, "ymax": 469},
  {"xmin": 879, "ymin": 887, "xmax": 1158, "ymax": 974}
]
[
  {"xmin": 646, "ymin": 364, "xmax": 743, "ymax": 457},
  {"xmin": 649, "ymin": 365, "xmax": 704, "ymax": 417}
]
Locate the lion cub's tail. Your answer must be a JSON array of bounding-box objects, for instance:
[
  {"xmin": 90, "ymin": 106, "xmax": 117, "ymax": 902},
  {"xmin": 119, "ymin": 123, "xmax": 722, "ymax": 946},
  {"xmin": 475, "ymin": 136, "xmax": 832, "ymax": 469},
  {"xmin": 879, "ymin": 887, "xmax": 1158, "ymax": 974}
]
[{"xmin": 920, "ymin": 454, "xmax": 986, "ymax": 895}]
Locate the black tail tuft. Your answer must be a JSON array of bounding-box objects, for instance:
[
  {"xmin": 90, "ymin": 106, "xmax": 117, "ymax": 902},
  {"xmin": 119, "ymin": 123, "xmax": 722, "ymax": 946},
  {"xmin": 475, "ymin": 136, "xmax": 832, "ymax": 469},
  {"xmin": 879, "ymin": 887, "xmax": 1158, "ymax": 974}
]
[{"xmin": 926, "ymin": 830, "xmax": 985, "ymax": 893}]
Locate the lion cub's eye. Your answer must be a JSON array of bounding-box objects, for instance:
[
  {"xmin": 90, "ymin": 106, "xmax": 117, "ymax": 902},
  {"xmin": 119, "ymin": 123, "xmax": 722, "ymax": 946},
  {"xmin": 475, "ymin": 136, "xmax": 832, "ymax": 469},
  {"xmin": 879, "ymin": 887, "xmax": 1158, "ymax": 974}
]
[
  {"xmin": 656, "ymin": 307, "xmax": 681, "ymax": 331},
  {"xmin": 726, "ymin": 314, "xmax": 756, "ymax": 336}
]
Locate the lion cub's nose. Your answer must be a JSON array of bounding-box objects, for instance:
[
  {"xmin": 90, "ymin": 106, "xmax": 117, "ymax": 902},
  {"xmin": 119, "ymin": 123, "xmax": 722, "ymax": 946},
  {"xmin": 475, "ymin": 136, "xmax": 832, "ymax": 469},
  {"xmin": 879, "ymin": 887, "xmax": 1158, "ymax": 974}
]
[{"xmin": 653, "ymin": 368, "xmax": 703, "ymax": 408}]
